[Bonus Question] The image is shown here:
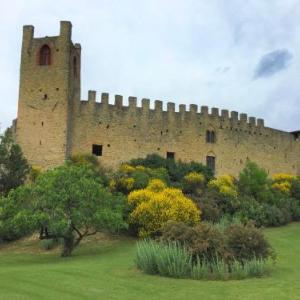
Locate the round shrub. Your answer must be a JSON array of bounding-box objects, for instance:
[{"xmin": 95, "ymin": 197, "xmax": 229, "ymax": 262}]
[
  {"xmin": 208, "ymin": 175, "xmax": 238, "ymax": 198},
  {"xmin": 128, "ymin": 180, "xmax": 200, "ymax": 237},
  {"xmin": 161, "ymin": 221, "xmax": 227, "ymax": 263},
  {"xmin": 225, "ymin": 223, "xmax": 274, "ymax": 263}
]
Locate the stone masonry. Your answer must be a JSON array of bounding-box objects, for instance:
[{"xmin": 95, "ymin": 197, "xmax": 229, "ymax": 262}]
[{"xmin": 14, "ymin": 21, "xmax": 300, "ymax": 176}]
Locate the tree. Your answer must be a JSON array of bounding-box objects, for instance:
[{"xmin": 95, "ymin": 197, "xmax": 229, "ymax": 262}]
[
  {"xmin": 32, "ymin": 164, "xmax": 126, "ymax": 256},
  {"xmin": 0, "ymin": 164, "xmax": 126, "ymax": 256},
  {"xmin": 0, "ymin": 128, "xmax": 30, "ymax": 196},
  {"xmin": 0, "ymin": 185, "xmax": 36, "ymax": 241},
  {"xmin": 238, "ymin": 161, "xmax": 269, "ymax": 200}
]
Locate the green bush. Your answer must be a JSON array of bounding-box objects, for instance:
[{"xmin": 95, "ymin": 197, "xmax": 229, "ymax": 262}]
[
  {"xmin": 225, "ymin": 223, "xmax": 274, "ymax": 263},
  {"xmin": 129, "ymin": 154, "xmax": 213, "ymax": 184},
  {"xmin": 136, "ymin": 239, "xmax": 272, "ymax": 280},
  {"xmin": 161, "ymin": 221, "xmax": 227, "ymax": 263}
]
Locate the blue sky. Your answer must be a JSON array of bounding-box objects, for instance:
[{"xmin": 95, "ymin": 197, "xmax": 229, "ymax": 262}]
[{"xmin": 0, "ymin": 0, "xmax": 299, "ymax": 132}]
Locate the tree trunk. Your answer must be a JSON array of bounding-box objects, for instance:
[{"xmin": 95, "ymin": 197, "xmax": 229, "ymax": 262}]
[{"xmin": 61, "ymin": 234, "xmax": 74, "ymax": 257}]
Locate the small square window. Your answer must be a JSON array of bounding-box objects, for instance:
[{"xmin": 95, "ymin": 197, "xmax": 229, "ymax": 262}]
[
  {"xmin": 92, "ymin": 144, "xmax": 103, "ymax": 156},
  {"xmin": 166, "ymin": 152, "xmax": 175, "ymax": 160}
]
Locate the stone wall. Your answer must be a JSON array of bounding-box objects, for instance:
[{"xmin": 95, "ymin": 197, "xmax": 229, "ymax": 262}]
[
  {"xmin": 15, "ymin": 21, "xmax": 300, "ymax": 176},
  {"xmin": 71, "ymin": 92, "xmax": 300, "ymax": 176}
]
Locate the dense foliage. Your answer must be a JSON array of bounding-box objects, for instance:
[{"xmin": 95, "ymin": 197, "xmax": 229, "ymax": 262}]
[
  {"xmin": 0, "ymin": 128, "xmax": 30, "ymax": 196},
  {"xmin": 128, "ymin": 179, "xmax": 200, "ymax": 237},
  {"xmin": 161, "ymin": 221, "xmax": 274, "ymax": 264},
  {"xmin": 0, "ymin": 163, "xmax": 126, "ymax": 256},
  {"xmin": 129, "ymin": 154, "xmax": 214, "ymax": 184},
  {"xmin": 136, "ymin": 238, "xmax": 272, "ymax": 280}
]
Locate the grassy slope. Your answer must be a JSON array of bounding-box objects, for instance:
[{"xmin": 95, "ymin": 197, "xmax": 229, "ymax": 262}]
[{"xmin": 0, "ymin": 223, "xmax": 300, "ymax": 300}]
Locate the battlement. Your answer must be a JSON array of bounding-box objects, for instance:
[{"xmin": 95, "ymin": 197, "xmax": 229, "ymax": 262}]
[
  {"xmin": 80, "ymin": 91, "xmax": 265, "ymax": 128},
  {"xmin": 22, "ymin": 21, "xmax": 72, "ymax": 41}
]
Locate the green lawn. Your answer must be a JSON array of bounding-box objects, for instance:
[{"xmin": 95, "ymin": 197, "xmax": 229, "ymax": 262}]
[{"xmin": 0, "ymin": 223, "xmax": 300, "ymax": 300}]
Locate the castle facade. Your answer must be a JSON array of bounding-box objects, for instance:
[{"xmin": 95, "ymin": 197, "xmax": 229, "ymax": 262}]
[{"xmin": 14, "ymin": 21, "xmax": 300, "ymax": 176}]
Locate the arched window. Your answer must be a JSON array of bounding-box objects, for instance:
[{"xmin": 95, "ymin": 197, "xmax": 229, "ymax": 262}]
[
  {"xmin": 206, "ymin": 130, "xmax": 216, "ymax": 143},
  {"xmin": 39, "ymin": 45, "xmax": 51, "ymax": 65}
]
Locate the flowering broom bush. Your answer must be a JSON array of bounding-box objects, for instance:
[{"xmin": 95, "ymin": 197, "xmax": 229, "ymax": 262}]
[{"xmin": 128, "ymin": 179, "xmax": 200, "ymax": 237}]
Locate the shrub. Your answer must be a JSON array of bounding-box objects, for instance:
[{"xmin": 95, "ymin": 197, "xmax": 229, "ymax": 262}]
[
  {"xmin": 128, "ymin": 180, "xmax": 200, "ymax": 237},
  {"xmin": 136, "ymin": 239, "xmax": 272, "ymax": 280},
  {"xmin": 182, "ymin": 172, "xmax": 206, "ymax": 194},
  {"xmin": 225, "ymin": 223, "xmax": 274, "ymax": 263},
  {"xmin": 129, "ymin": 154, "xmax": 213, "ymax": 184},
  {"xmin": 235, "ymin": 195, "xmax": 266, "ymax": 227},
  {"xmin": 161, "ymin": 221, "xmax": 228, "ymax": 263},
  {"xmin": 291, "ymin": 178, "xmax": 300, "ymax": 200},
  {"xmin": 208, "ymin": 175, "xmax": 238, "ymax": 198},
  {"xmin": 110, "ymin": 164, "xmax": 170, "ymax": 194}
]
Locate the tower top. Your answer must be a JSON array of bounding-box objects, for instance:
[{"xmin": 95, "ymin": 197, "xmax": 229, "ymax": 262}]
[{"xmin": 22, "ymin": 20, "xmax": 73, "ymax": 40}]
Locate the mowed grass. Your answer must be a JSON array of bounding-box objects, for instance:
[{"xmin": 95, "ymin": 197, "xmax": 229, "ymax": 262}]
[{"xmin": 0, "ymin": 223, "xmax": 300, "ymax": 300}]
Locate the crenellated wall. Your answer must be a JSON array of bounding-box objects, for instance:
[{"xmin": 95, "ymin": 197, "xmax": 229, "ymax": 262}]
[
  {"xmin": 15, "ymin": 21, "xmax": 300, "ymax": 176},
  {"xmin": 70, "ymin": 91, "xmax": 300, "ymax": 176}
]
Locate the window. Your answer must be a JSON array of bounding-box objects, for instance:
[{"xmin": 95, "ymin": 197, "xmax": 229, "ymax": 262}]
[
  {"xmin": 73, "ymin": 56, "xmax": 77, "ymax": 77},
  {"xmin": 206, "ymin": 156, "xmax": 216, "ymax": 173},
  {"xmin": 166, "ymin": 152, "xmax": 175, "ymax": 160},
  {"xmin": 39, "ymin": 45, "xmax": 51, "ymax": 65},
  {"xmin": 206, "ymin": 130, "xmax": 216, "ymax": 143},
  {"xmin": 92, "ymin": 144, "xmax": 103, "ymax": 156}
]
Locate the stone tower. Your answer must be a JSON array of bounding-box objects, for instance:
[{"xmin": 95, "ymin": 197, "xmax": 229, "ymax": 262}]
[{"xmin": 16, "ymin": 21, "xmax": 81, "ymax": 168}]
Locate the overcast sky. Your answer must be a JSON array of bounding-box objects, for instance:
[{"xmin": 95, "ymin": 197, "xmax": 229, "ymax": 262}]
[{"xmin": 0, "ymin": 0, "xmax": 300, "ymax": 132}]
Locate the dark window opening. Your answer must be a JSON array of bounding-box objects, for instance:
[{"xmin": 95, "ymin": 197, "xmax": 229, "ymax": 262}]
[
  {"xmin": 43, "ymin": 94, "xmax": 48, "ymax": 100},
  {"xmin": 206, "ymin": 156, "xmax": 215, "ymax": 173},
  {"xmin": 92, "ymin": 144, "xmax": 103, "ymax": 156},
  {"xmin": 73, "ymin": 56, "xmax": 77, "ymax": 78},
  {"xmin": 41, "ymin": 121, "xmax": 44, "ymax": 126},
  {"xmin": 206, "ymin": 130, "xmax": 216, "ymax": 143},
  {"xmin": 39, "ymin": 45, "xmax": 51, "ymax": 65},
  {"xmin": 166, "ymin": 152, "xmax": 175, "ymax": 160}
]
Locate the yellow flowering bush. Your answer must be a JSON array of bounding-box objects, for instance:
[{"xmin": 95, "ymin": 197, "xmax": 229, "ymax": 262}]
[
  {"xmin": 110, "ymin": 164, "xmax": 170, "ymax": 194},
  {"xmin": 272, "ymin": 173, "xmax": 297, "ymax": 182},
  {"xmin": 119, "ymin": 163, "xmax": 135, "ymax": 174},
  {"xmin": 271, "ymin": 173, "xmax": 298, "ymax": 194},
  {"xmin": 128, "ymin": 179, "xmax": 200, "ymax": 237},
  {"xmin": 147, "ymin": 178, "xmax": 166, "ymax": 192},
  {"xmin": 184, "ymin": 172, "xmax": 205, "ymax": 184},
  {"xmin": 272, "ymin": 182, "xmax": 292, "ymax": 194},
  {"xmin": 208, "ymin": 175, "xmax": 238, "ymax": 198},
  {"xmin": 183, "ymin": 171, "xmax": 206, "ymax": 194}
]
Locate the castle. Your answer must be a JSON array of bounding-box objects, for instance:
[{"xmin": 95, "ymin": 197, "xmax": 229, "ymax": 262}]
[{"xmin": 14, "ymin": 21, "xmax": 300, "ymax": 176}]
